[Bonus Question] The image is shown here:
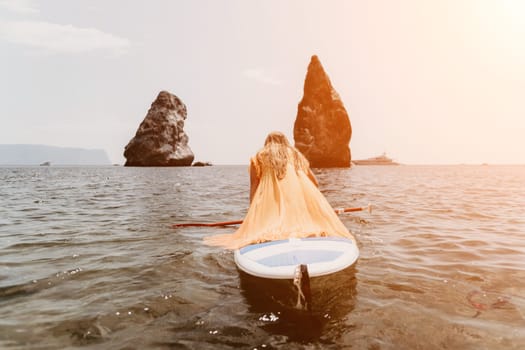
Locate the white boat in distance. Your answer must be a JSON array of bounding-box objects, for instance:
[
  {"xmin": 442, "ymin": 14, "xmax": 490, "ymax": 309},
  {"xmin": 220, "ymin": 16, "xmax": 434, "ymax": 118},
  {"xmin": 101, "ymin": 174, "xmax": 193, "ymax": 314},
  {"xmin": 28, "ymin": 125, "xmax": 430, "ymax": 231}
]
[{"xmin": 352, "ymin": 152, "xmax": 399, "ymax": 166}]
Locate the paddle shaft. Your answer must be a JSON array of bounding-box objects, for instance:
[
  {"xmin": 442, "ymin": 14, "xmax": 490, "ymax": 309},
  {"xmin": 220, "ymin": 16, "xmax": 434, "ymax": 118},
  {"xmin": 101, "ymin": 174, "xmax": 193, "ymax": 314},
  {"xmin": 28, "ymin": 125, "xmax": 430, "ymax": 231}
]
[
  {"xmin": 171, "ymin": 204, "xmax": 371, "ymax": 228},
  {"xmin": 173, "ymin": 220, "xmax": 243, "ymax": 228}
]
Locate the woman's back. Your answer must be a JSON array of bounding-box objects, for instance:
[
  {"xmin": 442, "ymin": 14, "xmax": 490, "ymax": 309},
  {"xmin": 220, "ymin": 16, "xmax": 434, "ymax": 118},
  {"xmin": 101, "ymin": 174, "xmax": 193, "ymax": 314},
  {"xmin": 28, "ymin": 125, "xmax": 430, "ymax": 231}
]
[{"xmin": 204, "ymin": 131, "xmax": 354, "ymax": 249}]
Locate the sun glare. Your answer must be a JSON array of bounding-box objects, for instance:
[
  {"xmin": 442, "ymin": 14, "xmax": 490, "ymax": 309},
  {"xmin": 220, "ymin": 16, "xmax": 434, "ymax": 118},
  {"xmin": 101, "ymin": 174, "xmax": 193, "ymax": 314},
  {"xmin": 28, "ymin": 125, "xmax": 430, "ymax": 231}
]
[
  {"xmin": 500, "ymin": 0, "xmax": 525, "ymax": 22},
  {"xmin": 477, "ymin": 0, "xmax": 525, "ymax": 37},
  {"xmin": 467, "ymin": 0, "xmax": 525, "ymax": 66}
]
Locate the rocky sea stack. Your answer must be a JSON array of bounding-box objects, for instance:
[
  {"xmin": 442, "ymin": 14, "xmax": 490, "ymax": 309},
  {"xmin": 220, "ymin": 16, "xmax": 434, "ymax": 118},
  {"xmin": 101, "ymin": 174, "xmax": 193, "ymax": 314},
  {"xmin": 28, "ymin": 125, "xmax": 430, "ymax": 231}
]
[
  {"xmin": 293, "ymin": 55, "xmax": 352, "ymax": 168},
  {"xmin": 124, "ymin": 91, "xmax": 194, "ymax": 166}
]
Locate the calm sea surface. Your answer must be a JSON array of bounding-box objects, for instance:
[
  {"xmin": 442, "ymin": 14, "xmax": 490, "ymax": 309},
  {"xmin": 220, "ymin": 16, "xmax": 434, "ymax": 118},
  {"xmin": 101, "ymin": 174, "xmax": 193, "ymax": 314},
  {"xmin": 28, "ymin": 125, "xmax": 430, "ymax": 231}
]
[{"xmin": 1, "ymin": 165, "xmax": 524, "ymax": 349}]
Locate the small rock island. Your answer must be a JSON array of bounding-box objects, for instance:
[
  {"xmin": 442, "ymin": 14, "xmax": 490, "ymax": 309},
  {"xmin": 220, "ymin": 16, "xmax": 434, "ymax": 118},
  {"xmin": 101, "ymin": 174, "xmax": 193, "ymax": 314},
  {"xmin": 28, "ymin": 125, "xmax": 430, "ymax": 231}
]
[{"xmin": 124, "ymin": 91, "xmax": 194, "ymax": 166}]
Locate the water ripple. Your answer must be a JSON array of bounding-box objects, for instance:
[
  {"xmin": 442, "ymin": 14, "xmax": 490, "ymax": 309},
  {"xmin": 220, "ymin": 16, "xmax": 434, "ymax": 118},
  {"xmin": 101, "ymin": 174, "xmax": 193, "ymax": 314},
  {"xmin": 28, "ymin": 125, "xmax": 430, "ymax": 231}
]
[{"xmin": 0, "ymin": 165, "xmax": 524, "ymax": 349}]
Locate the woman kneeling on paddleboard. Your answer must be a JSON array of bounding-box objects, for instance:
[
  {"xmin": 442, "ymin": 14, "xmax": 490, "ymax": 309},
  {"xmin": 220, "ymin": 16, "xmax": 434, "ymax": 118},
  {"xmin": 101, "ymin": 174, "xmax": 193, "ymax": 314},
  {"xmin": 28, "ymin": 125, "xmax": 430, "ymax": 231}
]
[{"xmin": 204, "ymin": 131, "xmax": 356, "ymax": 249}]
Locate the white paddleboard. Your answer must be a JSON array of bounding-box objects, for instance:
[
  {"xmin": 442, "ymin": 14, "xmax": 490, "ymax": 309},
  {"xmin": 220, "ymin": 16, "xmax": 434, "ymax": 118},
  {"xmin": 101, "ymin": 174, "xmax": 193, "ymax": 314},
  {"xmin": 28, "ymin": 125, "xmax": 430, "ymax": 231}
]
[{"xmin": 234, "ymin": 237, "xmax": 359, "ymax": 279}]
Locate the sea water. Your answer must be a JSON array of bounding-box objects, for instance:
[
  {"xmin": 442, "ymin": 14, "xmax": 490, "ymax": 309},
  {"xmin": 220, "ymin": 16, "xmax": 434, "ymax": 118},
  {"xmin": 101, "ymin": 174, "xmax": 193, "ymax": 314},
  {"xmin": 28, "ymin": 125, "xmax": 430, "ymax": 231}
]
[{"xmin": 0, "ymin": 165, "xmax": 524, "ymax": 349}]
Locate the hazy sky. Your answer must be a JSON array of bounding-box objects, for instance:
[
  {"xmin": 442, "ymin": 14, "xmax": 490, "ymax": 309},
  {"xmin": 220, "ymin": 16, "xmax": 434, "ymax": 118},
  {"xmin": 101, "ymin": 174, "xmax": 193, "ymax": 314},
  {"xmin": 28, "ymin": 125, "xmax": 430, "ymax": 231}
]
[{"xmin": 1, "ymin": 0, "xmax": 524, "ymax": 164}]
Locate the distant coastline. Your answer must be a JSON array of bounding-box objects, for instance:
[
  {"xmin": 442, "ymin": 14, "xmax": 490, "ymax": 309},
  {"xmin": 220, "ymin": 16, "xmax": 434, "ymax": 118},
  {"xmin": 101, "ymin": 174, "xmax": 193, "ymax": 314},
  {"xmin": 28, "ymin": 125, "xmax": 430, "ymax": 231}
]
[{"xmin": 0, "ymin": 144, "xmax": 111, "ymax": 165}]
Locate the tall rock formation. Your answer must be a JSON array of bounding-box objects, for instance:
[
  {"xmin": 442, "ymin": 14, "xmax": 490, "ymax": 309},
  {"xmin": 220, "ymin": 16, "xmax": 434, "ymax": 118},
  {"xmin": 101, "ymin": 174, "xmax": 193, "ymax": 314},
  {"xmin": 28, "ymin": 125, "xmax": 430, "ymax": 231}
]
[
  {"xmin": 124, "ymin": 91, "xmax": 194, "ymax": 166},
  {"xmin": 293, "ymin": 55, "xmax": 352, "ymax": 167}
]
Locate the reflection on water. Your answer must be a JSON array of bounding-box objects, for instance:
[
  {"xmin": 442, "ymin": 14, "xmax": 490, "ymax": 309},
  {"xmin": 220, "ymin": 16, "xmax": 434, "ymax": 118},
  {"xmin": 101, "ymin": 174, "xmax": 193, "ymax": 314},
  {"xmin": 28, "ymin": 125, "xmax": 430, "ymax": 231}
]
[
  {"xmin": 239, "ymin": 266, "xmax": 357, "ymax": 344},
  {"xmin": 0, "ymin": 165, "xmax": 524, "ymax": 349}
]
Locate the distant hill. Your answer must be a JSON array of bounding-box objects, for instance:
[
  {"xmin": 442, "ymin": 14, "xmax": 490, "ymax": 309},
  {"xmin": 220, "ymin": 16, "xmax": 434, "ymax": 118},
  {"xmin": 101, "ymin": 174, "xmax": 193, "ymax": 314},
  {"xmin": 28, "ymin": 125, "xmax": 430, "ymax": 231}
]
[{"xmin": 0, "ymin": 144, "xmax": 111, "ymax": 165}]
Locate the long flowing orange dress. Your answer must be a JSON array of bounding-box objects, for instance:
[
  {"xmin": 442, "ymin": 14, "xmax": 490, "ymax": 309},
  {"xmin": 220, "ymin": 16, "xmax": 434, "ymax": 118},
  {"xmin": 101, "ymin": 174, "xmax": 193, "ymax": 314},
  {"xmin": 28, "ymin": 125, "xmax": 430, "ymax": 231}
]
[{"xmin": 204, "ymin": 150, "xmax": 355, "ymax": 249}]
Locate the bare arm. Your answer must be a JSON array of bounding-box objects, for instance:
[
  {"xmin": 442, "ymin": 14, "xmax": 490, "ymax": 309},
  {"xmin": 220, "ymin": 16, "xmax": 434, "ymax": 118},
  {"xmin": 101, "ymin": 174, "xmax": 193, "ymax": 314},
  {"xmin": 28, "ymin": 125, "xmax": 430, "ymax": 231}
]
[
  {"xmin": 307, "ymin": 168, "xmax": 319, "ymax": 187},
  {"xmin": 249, "ymin": 159, "xmax": 260, "ymax": 203}
]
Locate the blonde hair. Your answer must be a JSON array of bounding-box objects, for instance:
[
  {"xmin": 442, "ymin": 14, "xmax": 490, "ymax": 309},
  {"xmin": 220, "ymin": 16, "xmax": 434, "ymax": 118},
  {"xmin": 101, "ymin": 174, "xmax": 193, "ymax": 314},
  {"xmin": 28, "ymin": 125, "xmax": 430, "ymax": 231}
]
[{"xmin": 255, "ymin": 131, "xmax": 310, "ymax": 179}]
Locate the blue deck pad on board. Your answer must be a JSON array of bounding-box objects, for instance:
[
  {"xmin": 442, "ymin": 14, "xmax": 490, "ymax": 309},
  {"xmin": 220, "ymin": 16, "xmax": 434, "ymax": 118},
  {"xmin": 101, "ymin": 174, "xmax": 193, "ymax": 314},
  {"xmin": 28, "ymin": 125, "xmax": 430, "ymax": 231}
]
[
  {"xmin": 256, "ymin": 250, "xmax": 344, "ymax": 267},
  {"xmin": 300, "ymin": 237, "xmax": 353, "ymax": 243},
  {"xmin": 239, "ymin": 237, "xmax": 354, "ymax": 255},
  {"xmin": 239, "ymin": 239, "xmax": 288, "ymax": 254}
]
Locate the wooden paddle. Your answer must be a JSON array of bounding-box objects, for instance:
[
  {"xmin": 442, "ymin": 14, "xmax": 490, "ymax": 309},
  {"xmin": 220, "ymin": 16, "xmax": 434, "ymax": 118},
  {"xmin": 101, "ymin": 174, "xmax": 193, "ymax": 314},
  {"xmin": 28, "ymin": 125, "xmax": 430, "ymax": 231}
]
[{"xmin": 171, "ymin": 203, "xmax": 372, "ymax": 228}]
